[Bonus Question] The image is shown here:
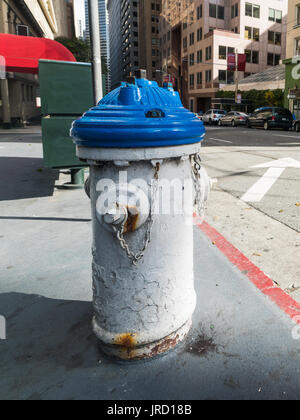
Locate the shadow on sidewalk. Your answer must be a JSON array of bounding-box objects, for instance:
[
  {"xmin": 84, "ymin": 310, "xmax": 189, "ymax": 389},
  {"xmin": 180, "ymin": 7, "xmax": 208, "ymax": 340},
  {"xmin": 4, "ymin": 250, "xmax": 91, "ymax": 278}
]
[
  {"xmin": 0, "ymin": 157, "xmax": 59, "ymax": 201},
  {"xmin": 0, "ymin": 292, "xmax": 98, "ymax": 400}
]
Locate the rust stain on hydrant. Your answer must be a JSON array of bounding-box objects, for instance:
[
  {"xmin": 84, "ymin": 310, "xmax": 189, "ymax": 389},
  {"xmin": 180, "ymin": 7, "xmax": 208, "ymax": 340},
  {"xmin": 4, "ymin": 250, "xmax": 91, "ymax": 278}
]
[
  {"xmin": 124, "ymin": 206, "xmax": 139, "ymax": 233},
  {"xmin": 115, "ymin": 332, "xmax": 138, "ymax": 348},
  {"xmin": 114, "ymin": 333, "xmax": 138, "ymax": 357}
]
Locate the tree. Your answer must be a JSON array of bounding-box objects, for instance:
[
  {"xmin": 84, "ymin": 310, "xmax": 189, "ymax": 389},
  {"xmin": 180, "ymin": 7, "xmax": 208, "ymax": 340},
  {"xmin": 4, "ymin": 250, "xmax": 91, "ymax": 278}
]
[
  {"xmin": 55, "ymin": 37, "xmax": 91, "ymax": 63},
  {"xmin": 55, "ymin": 37, "xmax": 107, "ymax": 76},
  {"xmin": 216, "ymin": 89, "xmax": 284, "ymax": 110},
  {"xmin": 264, "ymin": 90, "xmax": 283, "ymax": 107}
]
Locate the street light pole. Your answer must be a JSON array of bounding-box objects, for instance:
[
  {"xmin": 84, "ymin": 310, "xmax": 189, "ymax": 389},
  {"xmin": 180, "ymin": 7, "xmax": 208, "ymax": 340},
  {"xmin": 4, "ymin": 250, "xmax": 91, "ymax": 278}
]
[
  {"xmin": 88, "ymin": 0, "xmax": 103, "ymax": 104},
  {"xmin": 235, "ymin": 48, "xmax": 239, "ymax": 104}
]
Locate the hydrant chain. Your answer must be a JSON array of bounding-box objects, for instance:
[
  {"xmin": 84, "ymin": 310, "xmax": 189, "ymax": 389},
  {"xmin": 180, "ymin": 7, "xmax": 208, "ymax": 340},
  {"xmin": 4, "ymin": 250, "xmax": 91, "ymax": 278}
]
[
  {"xmin": 192, "ymin": 153, "xmax": 205, "ymax": 221},
  {"xmin": 113, "ymin": 163, "xmax": 160, "ymax": 265}
]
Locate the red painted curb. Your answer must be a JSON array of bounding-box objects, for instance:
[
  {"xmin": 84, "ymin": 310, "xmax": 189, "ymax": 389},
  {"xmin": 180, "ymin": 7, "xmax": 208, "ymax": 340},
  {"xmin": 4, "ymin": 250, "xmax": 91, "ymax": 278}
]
[{"xmin": 197, "ymin": 220, "xmax": 300, "ymax": 324}]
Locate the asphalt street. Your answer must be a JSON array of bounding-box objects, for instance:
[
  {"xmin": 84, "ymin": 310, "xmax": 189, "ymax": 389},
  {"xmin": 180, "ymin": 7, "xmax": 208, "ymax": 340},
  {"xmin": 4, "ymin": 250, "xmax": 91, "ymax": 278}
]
[
  {"xmin": 203, "ymin": 126, "xmax": 300, "ymax": 232},
  {"xmin": 200, "ymin": 126, "xmax": 300, "ymax": 298},
  {"xmin": 0, "ymin": 127, "xmax": 300, "ymax": 400}
]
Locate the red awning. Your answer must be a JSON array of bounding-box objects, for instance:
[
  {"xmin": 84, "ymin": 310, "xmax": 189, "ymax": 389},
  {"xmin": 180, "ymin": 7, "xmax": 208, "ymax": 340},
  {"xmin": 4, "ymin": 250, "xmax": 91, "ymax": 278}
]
[{"xmin": 0, "ymin": 33, "xmax": 76, "ymax": 74}]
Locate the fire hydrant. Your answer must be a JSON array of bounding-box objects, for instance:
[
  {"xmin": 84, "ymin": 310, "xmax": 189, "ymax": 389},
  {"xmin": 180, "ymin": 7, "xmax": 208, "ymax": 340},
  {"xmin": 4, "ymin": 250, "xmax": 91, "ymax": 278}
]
[{"xmin": 71, "ymin": 77, "xmax": 209, "ymax": 360}]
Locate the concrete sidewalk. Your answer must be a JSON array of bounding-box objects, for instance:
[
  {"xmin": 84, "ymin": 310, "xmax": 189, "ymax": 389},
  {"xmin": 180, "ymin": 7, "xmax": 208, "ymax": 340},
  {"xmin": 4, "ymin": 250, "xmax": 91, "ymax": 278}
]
[
  {"xmin": 1, "ymin": 133, "xmax": 300, "ymax": 400},
  {"xmin": 0, "ymin": 126, "xmax": 41, "ymax": 135}
]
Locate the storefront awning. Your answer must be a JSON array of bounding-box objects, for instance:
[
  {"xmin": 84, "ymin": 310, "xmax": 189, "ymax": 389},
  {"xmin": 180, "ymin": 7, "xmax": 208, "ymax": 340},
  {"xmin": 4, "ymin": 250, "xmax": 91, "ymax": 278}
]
[{"xmin": 0, "ymin": 33, "xmax": 76, "ymax": 74}]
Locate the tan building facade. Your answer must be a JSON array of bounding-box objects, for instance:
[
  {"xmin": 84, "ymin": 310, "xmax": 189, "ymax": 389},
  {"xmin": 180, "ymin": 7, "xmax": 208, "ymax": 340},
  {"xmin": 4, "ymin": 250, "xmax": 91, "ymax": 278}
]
[
  {"xmin": 0, "ymin": 0, "xmax": 74, "ymax": 127},
  {"xmin": 160, "ymin": 0, "xmax": 288, "ymax": 112},
  {"xmin": 286, "ymin": 0, "xmax": 300, "ymax": 59}
]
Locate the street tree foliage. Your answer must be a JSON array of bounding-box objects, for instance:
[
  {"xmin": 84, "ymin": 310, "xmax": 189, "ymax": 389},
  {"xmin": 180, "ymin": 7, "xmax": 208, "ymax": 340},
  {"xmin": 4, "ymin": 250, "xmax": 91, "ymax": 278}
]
[
  {"xmin": 217, "ymin": 89, "xmax": 284, "ymax": 111},
  {"xmin": 55, "ymin": 37, "xmax": 108, "ymax": 75}
]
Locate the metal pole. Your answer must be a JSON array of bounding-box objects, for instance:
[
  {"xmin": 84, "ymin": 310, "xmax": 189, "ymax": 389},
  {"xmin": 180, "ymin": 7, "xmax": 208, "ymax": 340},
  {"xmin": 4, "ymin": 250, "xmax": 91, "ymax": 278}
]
[
  {"xmin": 0, "ymin": 79, "xmax": 11, "ymax": 128},
  {"xmin": 88, "ymin": 0, "xmax": 103, "ymax": 104},
  {"xmin": 235, "ymin": 49, "xmax": 239, "ymax": 104}
]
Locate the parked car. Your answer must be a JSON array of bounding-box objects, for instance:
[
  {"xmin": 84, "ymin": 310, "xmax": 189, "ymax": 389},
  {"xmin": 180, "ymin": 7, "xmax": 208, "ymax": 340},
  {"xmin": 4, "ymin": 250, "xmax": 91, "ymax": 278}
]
[
  {"xmin": 293, "ymin": 119, "xmax": 300, "ymax": 132},
  {"xmin": 202, "ymin": 109, "xmax": 227, "ymax": 125},
  {"xmin": 246, "ymin": 107, "xmax": 293, "ymax": 131},
  {"xmin": 218, "ymin": 111, "xmax": 249, "ymax": 127},
  {"xmin": 195, "ymin": 111, "xmax": 204, "ymax": 120}
]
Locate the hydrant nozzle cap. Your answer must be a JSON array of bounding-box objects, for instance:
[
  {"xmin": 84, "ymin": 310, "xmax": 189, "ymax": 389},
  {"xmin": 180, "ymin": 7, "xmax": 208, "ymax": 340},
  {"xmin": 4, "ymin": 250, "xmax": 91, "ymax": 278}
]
[{"xmin": 103, "ymin": 206, "xmax": 127, "ymax": 226}]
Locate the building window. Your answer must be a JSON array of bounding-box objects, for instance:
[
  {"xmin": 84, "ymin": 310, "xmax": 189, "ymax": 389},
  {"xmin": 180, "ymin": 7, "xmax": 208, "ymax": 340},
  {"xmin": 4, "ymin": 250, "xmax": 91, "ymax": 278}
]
[
  {"xmin": 197, "ymin": 50, "xmax": 202, "ymax": 63},
  {"xmin": 189, "ymin": 11, "xmax": 194, "ymax": 25},
  {"xmin": 189, "ymin": 53, "xmax": 195, "ymax": 66},
  {"xmin": 269, "ymin": 8, "xmax": 282, "ymax": 24},
  {"xmin": 197, "ymin": 71, "xmax": 202, "ymax": 85},
  {"xmin": 197, "ymin": 28, "xmax": 202, "ymax": 42},
  {"xmin": 268, "ymin": 31, "xmax": 281, "ymax": 46},
  {"xmin": 296, "ymin": 5, "xmax": 300, "ymax": 26},
  {"xmin": 205, "ymin": 70, "xmax": 212, "ymax": 83},
  {"xmin": 206, "ymin": 46, "xmax": 212, "ymax": 61},
  {"xmin": 219, "ymin": 46, "xmax": 227, "ymax": 60},
  {"xmin": 190, "ymin": 32, "xmax": 194, "ymax": 46},
  {"xmin": 219, "ymin": 46, "xmax": 235, "ymax": 60},
  {"xmin": 218, "ymin": 70, "xmax": 234, "ymax": 84},
  {"xmin": 183, "ymin": 17, "xmax": 188, "ymax": 30},
  {"xmin": 197, "ymin": 5, "xmax": 203, "ymax": 20},
  {"xmin": 245, "ymin": 3, "xmax": 260, "ymax": 18},
  {"xmin": 209, "ymin": 4, "xmax": 216, "ymax": 18},
  {"xmin": 245, "ymin": 27, "xmax": 259, "ymax": 41},
  {"xmin": 218, "ymin": 6, "xmax": 225, "ymax": 19},
  {"xmin": 190, "ymin": 74, "xmax": 195, "ymax": 89},
  {"xmin": 245, "ymin": 49, "xmax": 259, "ymax": 64},
  {"xmin": 219, "ymin": 70, "xmax": 227, "ymax": 83},
  {"xmin": 209, "ymin": 3, "xmax": 224, "ymax": 19},
  {"xmin": 295, "ymin": 38, "xmax": 300, "ymax": 56},
  {"xmin": 267, "ymin": 53, "xmax": 281, "ymax": 66},
  {"xmin": 231, "ymin": 3, "xmax": 239, "ymax": 19}
]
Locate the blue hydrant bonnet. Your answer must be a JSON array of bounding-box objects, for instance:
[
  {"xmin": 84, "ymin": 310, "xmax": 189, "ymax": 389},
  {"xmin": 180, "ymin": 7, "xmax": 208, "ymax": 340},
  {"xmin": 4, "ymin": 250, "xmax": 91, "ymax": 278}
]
[{"xmin": 71, "ymin": 78, "xmax": 205, "ymax": 148}]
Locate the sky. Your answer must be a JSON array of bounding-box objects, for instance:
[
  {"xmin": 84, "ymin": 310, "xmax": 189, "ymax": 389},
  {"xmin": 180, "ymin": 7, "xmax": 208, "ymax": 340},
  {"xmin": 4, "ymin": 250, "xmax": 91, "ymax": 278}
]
[{"xmin": 74, "ymin": 0, "xmax": 86, "ymax": 31}]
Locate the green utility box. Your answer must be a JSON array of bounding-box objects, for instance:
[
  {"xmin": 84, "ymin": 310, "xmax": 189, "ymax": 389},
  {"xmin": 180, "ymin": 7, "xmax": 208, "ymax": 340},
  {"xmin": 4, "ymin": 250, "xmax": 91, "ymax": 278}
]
[{"xmin": 39, "ymin": 59, "xmax": 106, "ymax": 169}]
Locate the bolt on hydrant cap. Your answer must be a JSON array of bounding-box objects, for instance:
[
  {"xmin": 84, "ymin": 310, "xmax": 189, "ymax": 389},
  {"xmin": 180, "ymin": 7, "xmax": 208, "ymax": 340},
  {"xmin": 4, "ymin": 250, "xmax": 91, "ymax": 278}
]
[{"xmin": 71, "ymin": 78, "xmax": 205, "ymax": 148}]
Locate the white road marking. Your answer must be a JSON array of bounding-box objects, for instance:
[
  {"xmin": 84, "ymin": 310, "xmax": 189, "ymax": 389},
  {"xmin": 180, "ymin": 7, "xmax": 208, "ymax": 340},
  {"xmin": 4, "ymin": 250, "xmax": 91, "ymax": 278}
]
[
  {"xmin": 208, "ymin": 138, "xmax": 233, "ymax": 144},
  {"xmin": 241, "ymin": 158, "xmax": 300, "ymax": 203},
  {"xmin": 251, "ymin": 157, "xmax": 300, "ymax": 169},
  {"xmin": 241, "ymin": 167, "xmax": 285, "ymax": 202},
  {"xmin": 273, "ymin": 134, "xmax": 300, "ymax": 139},
  {"xmin": 276, "ymin": 143, "xmax": 300, "ymax": 146}
]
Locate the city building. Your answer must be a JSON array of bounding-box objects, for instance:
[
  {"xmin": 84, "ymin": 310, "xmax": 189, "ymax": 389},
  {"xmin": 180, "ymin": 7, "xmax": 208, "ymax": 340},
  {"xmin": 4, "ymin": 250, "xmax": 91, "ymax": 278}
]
[
  {"xmin": 0, "ymin": 0, "xmax": 74, "ymax": 127},
  {"xmin": 85, "ymin": 0, "xmax": 111, "ymax": 91},
  {"xmin": 160, "ymin": 0, "xmax": 288, "ymax": 112},
  {"xmin": 107, "ymin": 0, "xmax": 161, "ymax": 90},
  {"xmin": 283, "ymin": 0, "xmax": 300, "ymax": 118},
  {"xmin": 286, "ymin": 0, "xmax": 300, "ymax": 59}
]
